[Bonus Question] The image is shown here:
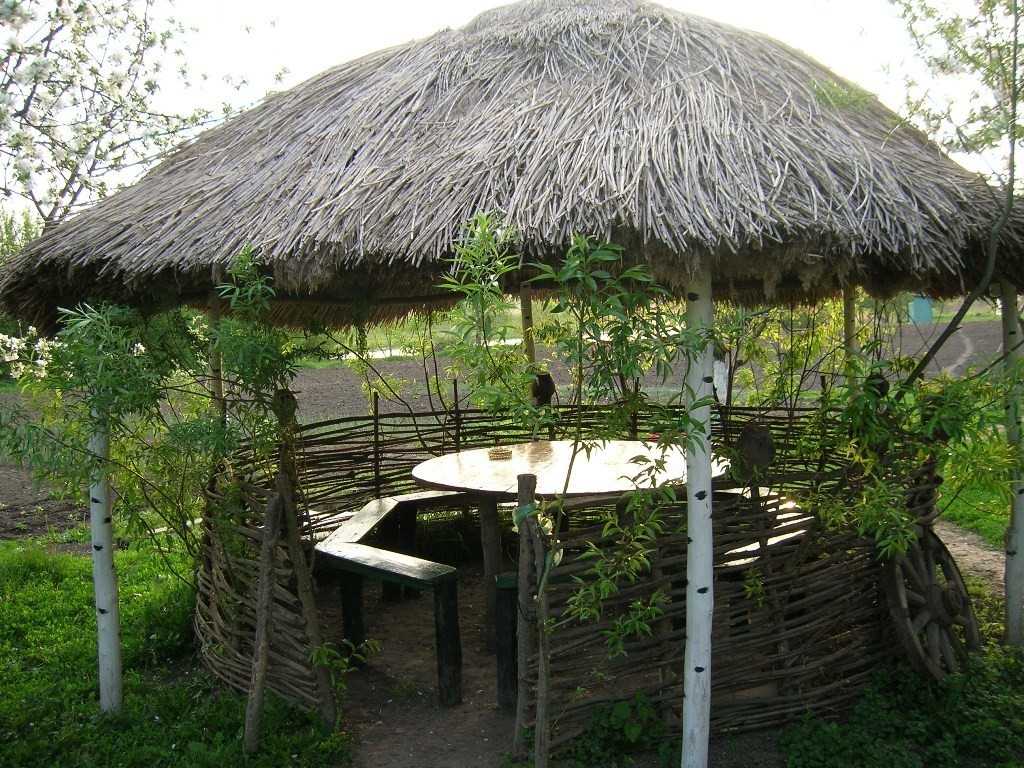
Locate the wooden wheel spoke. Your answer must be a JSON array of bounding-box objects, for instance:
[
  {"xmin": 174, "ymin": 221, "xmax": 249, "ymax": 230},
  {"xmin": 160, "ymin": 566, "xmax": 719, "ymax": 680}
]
[
  {"xmin": 901, "ymin": 556, "xmax": 925, "ymax": 589},
  {"xmin": 939, "ymin": 631, "xmax": 959, "ymax": 674},
  {"xmin": 911, "ymin": 609, "xmax": 932, "ymax": 634},
  {"xmin": 910, "ymin": 546, "xmax": 930, "ymax": 589},
  {"xmin": 923, "ymin": 542, "xmax": 937, "ymax": 582},
  {"xmin": 904, "ymin": 588, "xmax": 926, "ymax": 606},
  {"xmin": 947, "ymin": 626, "xmax": 966, "ymax": 656},
  {"xmin": 926, "ymin": 623, "xmax": 942, "ymax": 667},
  {"xmin": 884, "ymin": 527, "xmax": 981, "ymax": 681}
]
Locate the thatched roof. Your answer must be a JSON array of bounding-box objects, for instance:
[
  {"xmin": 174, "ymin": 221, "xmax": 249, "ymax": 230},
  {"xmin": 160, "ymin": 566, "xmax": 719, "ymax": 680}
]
[{"xmin": 2, "ymin": 0, "xmax": 1022, "ymax": 328}]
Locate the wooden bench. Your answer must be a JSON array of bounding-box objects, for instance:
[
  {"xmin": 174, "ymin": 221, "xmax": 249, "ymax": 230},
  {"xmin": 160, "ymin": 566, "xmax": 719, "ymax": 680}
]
[
  {"xmin": 329, "ymin": 489, "xmax": 470, "ymax": 601},
  {"xmin": 315, "ymin": 541, "xmax": 462, "ymax": 706},
  {"xmin": 314, "ymin": 490, "xmax": 470, "ymax": 706}
]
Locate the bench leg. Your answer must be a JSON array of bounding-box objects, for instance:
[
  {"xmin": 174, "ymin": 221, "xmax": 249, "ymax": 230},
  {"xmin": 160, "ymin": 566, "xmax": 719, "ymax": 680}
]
[
  {"xmin": 399, "ymin": 505, "xmax": 420, "ymax": 600},
  {"xmin": 479, "ymin": 497, "xmax": 501, "ymax": 652},
  {"xmin": 433, "ymin": 579, "xmax": 462, "ymax": 706},
  {"xmin": 340, "ymin": 573, "xmax": 366, "ymax": 661},
  {"xmin": 380, "ymin": 515, "xmax": 403, "ymax": 603},
  {"xmin": 495, "ymin": 573, "xmax": 518, "ymax": 712}
]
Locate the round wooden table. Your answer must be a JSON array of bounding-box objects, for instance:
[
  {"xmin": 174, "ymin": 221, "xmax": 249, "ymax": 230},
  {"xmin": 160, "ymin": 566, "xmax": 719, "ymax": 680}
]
[
  {"xmin": 412, "ymin": 439, "xmax": 714, "ymax": 497},
  {"xmin": 412, "ymin": 440, "xmax": 728, "ymax": 652}
]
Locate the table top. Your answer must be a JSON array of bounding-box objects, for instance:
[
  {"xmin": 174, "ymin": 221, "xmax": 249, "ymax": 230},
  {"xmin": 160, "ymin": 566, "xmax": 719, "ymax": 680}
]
[{"xmin": 411, "ymin": 439, "xmax": 728, "ymax": 498}]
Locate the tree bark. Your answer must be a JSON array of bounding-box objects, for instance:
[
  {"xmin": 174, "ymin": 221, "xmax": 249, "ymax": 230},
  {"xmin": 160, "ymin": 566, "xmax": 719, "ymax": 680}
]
[
  {"xmin": 682, "ymin": 267, "xmax": 714, "ymax": 768},
  {"xmin": 89, "ymin": 419, "xmax": 123, "ymax": 713},
  {"xmin": 1002, "ymin": 282, "xmax": 1024, "ymax": 644}
]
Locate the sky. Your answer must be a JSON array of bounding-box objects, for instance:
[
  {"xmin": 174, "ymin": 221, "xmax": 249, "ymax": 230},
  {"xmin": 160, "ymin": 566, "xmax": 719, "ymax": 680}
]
[
  {"xmin": 155, "ymin": 0, "xmax": 989, "ymax": 176},
  {"xmin": 167, "ymin": 0, "xmax": 916, "ymax": 106}
]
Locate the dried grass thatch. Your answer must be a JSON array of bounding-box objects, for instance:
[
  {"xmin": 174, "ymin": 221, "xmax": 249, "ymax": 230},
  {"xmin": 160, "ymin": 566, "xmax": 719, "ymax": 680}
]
[{"xmin": 3, "ymin": 0, "xmax": 1022, "ymax": 328}]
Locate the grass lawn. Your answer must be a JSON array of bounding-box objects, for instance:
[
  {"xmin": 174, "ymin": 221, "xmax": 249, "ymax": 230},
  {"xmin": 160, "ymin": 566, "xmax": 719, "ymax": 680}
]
[
  {"xmin": 0, "ymin": 541, "xmax": 351, "ymax": 768},
  {"xmin": 942, "ymin": 486, "xmax": 1009, "ymax": 549}
]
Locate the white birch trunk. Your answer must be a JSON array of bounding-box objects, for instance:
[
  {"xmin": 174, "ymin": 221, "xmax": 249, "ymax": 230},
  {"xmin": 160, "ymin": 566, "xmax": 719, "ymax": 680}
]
[
  {"xmin": 681, "ymin": 266, "xmax": 714, "ymax": 768},
  {"xmin": 1002, "ymin": 282, "xmax": 1024, "ymax": 644},
  {"xmin": 89, "ymin": 420, "xmax": 123, "ymax": 712}
]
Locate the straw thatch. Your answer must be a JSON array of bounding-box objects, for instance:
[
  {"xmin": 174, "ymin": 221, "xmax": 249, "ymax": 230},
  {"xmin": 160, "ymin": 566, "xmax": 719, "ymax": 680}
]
[{"xmin": 2, "ymin": 0, "xmax": 1022, "ymax": 328}]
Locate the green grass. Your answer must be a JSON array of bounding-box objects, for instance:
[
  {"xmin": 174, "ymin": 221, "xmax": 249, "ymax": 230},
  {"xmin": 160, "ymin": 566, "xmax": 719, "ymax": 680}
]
[
  {"xmin": 0, "ymin": 542, "xmax": 351, "ymax": 768},
  {"xmin": 942, "ymin": 486, "xmax": 1009, "ymax": 549},
  {"xmin": 930, "ymin": 299, "xmax": 1001, "ymax": 326}
]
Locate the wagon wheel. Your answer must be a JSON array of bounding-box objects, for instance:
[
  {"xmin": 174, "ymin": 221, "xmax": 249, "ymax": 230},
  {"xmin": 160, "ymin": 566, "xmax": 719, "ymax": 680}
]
[{"xmin": 882, "ymin": 527, "xmax": 980, "ymax": 680}]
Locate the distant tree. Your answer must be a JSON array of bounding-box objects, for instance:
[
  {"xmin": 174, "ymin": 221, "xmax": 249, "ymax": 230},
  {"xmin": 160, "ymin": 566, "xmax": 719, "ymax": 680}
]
[
  {"xmin": 0, "ymin": 207, "xmax": 37, "ymax": 264},
  {"xmin": 0, "ymin": 1, "xmax": 209, "ymax": 226},
  {"xmin": 894, "ymin": 0, "xmax": 1024, "ymax": 644}
]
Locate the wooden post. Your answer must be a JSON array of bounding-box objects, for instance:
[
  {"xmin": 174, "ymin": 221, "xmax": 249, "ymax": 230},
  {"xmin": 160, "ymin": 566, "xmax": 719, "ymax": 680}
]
[
  {"xmin": 208, "ymin": 290, "xmax": 226, "ymax": 424},
  {"xmin": 372, "ymin": 391, "xmax": 381, "ymax": 496},
  {"xmin": 495, "ymin": 572, "xmax": 519, "ymax": 711},
  {"xmin": 1002, "ymin": 282, "xmax": 1024, "ymax": 644},
  {"xmin": 520, "ymin": 283, "xmax": 537, "ymax": 365},
  {"xmin": 341, "ymin": 573, "xmax": 366, "ymax": 650},
  {"xmin": 842, "ymin": 284, "xmax": 859, "ymax": 359},
  {"xmin": 682, "ymin": 267, "xmax": 715, "ymax": 768},
  {"xmin": 453, "ymin": 378, "xmax": 462, "ymax": 452},
  {"xmin": 433, "ymin": 578, "xmax": 463, "ymax": 705},
  {"xmin": 89, "ymin": 418, "xmax": 123, "ymax": 713},
  {"xmin": 381, "ymin": 508, "xmax": 403, "ymax": 603},
  {"xmin": 479, "ymin": 496, "xmax": 502, "ymax": 652},
  {"xmin": 273, "ymin": 390, "xmax": 337, "ymax": 727},
  {"xmin": 400, "ymin": 504, "xmax": 420, "ymax": 599},
  {"xmin": 243, "ymin": 493, "xmax": 282, "ymax": 753},
  {"xmin": 512, "ymin": 473, "xmax": 538, "ymax": 755}
]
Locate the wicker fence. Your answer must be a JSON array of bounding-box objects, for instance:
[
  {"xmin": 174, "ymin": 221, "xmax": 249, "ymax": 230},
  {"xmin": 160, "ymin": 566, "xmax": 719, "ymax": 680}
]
[{"xmin": 195, "ymin": 400, "xmax": 906, "ymax": 743}]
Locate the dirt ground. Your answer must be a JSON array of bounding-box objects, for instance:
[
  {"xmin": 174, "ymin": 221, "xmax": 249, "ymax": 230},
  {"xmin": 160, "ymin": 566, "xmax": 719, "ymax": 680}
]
[
  {"xmin": 332, "ymin": 563, "xmax": 785, "ymax": 768},
  {"xmin": 0, "ymin": 319, "xmax": 1011, "ymax": 767}
]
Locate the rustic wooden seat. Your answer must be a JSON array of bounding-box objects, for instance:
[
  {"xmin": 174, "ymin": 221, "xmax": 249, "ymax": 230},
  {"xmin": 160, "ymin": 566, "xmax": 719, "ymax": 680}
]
[
  {"xmin": 315, "ymin": 541, "xmax": 462, "ymax": 706},
  {"xmin": 328, "ymin": 490, "xmax": 471, "ymax": 545},
  {"xmin": 323, "ymin": 489, "xmax": 470, "ymax": 601}
]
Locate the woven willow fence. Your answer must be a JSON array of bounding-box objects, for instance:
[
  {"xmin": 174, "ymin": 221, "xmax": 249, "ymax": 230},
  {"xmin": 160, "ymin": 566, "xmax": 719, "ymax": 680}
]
[{"xmin": 195, "ymin": 400, "xmax": 916, "ymax": 740}]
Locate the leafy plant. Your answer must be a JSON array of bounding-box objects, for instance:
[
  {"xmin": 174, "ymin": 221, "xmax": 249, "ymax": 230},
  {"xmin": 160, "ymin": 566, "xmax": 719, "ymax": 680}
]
[{"xmin": 558, "ymin": 693, "xmax": 672, "ymax": 768}]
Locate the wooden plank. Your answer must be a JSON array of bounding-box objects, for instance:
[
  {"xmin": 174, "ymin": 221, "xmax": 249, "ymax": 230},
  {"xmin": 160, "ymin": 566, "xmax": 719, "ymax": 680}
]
[
  {"xmin": 317, "ymin": 542, "xmax": 456, "ymax": 586},
  {"xmin": 320, "ymin": 490, "xmax": 470, "ymax": 546}
]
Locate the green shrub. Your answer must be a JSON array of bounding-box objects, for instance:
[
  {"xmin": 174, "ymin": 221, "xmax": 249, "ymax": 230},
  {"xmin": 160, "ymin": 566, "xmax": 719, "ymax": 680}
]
[{"xmin": 781, "ymin": 585, "xmax": 1024, "ymax": 768}]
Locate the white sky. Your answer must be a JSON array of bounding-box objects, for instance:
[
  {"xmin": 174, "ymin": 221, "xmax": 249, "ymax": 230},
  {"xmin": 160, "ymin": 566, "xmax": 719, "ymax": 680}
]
[{"xmin": 156, "ymin": 0, "xmax": 991, "ymax": 175}]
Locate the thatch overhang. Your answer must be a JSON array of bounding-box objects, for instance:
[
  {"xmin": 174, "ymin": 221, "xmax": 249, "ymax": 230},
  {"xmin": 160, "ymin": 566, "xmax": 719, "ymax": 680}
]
[{"xmin": 2, "ymin": 0, "xmax": 1022, "ymax": 330}]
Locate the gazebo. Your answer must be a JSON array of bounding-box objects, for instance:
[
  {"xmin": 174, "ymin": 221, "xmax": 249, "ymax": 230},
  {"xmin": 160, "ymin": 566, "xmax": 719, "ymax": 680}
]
[{"xmin": 2, "ymin": 1, "xmax": 1021, "ymax": 766}]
